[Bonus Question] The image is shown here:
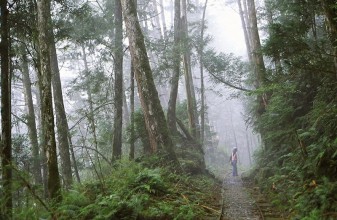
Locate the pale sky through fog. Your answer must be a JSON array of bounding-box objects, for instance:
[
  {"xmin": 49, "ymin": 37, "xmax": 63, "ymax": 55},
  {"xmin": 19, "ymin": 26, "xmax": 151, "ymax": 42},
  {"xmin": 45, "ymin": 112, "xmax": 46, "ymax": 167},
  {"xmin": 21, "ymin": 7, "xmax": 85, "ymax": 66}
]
[{"xmin": 206, "ymin": 0, "xmax": 246, "ymax": 57}]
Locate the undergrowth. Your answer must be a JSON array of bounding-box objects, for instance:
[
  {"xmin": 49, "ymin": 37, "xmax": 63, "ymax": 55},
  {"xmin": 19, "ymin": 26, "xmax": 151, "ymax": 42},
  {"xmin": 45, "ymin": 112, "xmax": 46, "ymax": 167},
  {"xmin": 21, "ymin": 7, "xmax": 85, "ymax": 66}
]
[{"xmin": 15, "ymin": 157, "xmax": 221, "ymax": 220}]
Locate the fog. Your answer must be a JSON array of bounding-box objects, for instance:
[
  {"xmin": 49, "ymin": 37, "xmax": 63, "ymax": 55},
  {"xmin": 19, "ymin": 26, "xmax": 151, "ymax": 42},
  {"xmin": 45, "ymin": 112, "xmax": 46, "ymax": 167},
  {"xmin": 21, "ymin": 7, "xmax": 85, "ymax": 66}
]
[{"xmin": 57, "ymin": 0, "xmax": 261, "ymax": 172}]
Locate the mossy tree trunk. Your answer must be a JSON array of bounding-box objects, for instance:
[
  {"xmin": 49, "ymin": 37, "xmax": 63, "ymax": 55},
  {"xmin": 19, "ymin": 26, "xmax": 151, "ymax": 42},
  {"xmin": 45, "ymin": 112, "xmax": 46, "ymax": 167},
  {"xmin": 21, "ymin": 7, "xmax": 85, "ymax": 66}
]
[
  {"xmin": 121, "ymin": 0, "xmax": 178, "ymax": 162},
  {"xmin": 36, "ymin": 0, "xmax": 61, "ymax": 201},
  {"xmin": 0, "ymin": 0, "xmax": 12, "ymax": 217},
  {"xmin": 112, "ymin": 0, "xmax": 124, "ymax": 160}
]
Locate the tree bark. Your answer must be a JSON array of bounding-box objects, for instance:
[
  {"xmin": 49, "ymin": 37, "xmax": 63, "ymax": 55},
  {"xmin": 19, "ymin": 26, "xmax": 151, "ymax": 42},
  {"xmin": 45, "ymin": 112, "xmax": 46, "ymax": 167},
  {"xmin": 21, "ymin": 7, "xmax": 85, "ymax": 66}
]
[
  {"xmin": 129, "ymin": 63, "xmax": 135, "ymax": 160},
  {"xmin": 167, "ymin": 0, "xmax": 181, "ymax": 135},
  {"xmin": 121, "ymin": 0, "xmax": 178, "ymax": 162},
  {"xmin": 36, "ymin": 0, "xmax": 61, "ymax": 201},
  {"xmin": 112, "ymin": 0, "xmax": 124, "ymax": 160},
  {"xmin": 181, "ymin": 0, "xmax": 200, "ymax": 140},
  {"xmin": 21, "ymin": 46, "xmax": 43, "ymax": 185},
  {"xmin": 247, "ymin": 0, "xmax": 267, "ymax": 114},
  {"xmin": 50, "ymin": 27, "xmax": 73, "ymax": 189},
  {"xmin": 0, "ymin": 0, "xmax": 12, "ymax": 217}
]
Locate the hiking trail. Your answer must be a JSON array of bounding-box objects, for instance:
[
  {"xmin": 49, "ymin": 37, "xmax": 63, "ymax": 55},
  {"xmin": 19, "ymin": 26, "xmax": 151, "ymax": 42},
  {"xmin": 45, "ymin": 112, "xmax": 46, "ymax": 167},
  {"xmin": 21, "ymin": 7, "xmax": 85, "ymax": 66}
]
[{"xmin": 218, "ymin": 173, "xmax": 286, "ymax": 220}]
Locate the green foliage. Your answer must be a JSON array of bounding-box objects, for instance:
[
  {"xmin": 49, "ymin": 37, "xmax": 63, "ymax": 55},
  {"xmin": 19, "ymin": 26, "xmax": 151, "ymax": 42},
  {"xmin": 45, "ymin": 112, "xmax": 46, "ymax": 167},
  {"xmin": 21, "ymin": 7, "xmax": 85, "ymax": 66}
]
[
  {"xmin": 35, "ymin": 158, "xmax": 217, "ymax": 220},
  {"xmin": 248, "ymin": 0, "xmax": 337, "ymax": 218}
]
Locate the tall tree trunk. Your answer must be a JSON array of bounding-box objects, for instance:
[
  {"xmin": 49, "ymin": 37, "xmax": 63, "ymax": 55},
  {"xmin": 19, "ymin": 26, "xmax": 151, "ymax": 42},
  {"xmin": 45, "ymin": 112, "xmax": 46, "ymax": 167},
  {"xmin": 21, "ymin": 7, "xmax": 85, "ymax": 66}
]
[
  {"xmin": 1, "ymin": 0, "xmax": 12, "ymax": 217},
  {"xmin": 129, "ymin": 63, "xmax": 135, "ymax": 160},
  {"xmin": 121, "ymin": 0, "xmax": 178, "ymax": 162},
  {"xmin": 21, "ymin": 46, "xmax": 43, "ymax": 185},
  {"xmin": 237, "ymin": 0, "xmax": 252, "ymax": 63},
  {"xmin": 50, "ymin": 26, "xmax": 73, "ymax": 189},
  {"xmin": 35, "ymin": 83, "xmax": 49, "ymax": 198},
  {"xmin": 112, "ymin": 0, "xmax": 124, "ymax": 160},
  {"xmin": 167, "ymin": 0, "xmax": 181, "ymax": 135},
  {"xmin": 199, "ymin": 0, "xmax": 208, "ymax": 146},
  {"xmin": 247, "ymin": 0, "xmax": 267, "ymax": 114},
  {"xmin": 36, "ymin": 0, "xmax": 61, "ymax": 201},
  {"xmin": 320, "ymin": 0, "xmax": 337, "ymax": 78},
  {"xmin": 182, "ymin": 0, "xmax": 200, "ymax": 140}
]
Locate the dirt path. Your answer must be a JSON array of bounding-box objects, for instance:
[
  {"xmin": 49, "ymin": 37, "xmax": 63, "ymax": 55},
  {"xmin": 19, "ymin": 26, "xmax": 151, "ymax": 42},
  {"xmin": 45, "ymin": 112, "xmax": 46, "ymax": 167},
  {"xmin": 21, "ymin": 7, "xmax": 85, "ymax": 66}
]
[
  {"xmin": 220, "ymin": 174, "xmax": 260, "ymax": 220},
  {"xmin": 219, "ymin": 173, "xmax": 286, "ymax": 220}
]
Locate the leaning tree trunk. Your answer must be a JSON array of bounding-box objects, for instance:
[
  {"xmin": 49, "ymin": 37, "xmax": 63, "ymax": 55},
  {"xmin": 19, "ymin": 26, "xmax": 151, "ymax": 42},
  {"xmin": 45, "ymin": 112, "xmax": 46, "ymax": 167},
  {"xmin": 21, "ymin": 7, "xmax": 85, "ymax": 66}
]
[
  {"xmin": 21, "ymin": 46, "xmax": 43, "ymax": 185},
  {"xmin": 112, "ymin": 0, "xmax": 124, "ymax": 160},
  {"xmin": 1, "ymin": 0, "xmax": 12, "ymax": 217},
  {"xmin": 36, "ymin": 0, "xmax": 61, "ymax": 201},
  {"xmin": 50, "ymin": 27, "xmax": 73, "ymax": 189},
  {"xmin": 167, "ymin": 0, "xmax": 181, "ymax": 135},
  {"xmin": 121, "ymin": 0, "xmax": 178, "ymax": 162}
]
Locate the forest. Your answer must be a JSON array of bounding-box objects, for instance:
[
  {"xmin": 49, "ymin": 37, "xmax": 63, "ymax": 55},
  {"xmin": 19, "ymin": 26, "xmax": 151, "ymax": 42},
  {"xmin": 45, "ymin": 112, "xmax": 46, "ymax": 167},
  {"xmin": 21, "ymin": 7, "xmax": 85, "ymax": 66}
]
[{"xmin": 0, "ymin": 0, "xmax": 337, "ymax": 219}]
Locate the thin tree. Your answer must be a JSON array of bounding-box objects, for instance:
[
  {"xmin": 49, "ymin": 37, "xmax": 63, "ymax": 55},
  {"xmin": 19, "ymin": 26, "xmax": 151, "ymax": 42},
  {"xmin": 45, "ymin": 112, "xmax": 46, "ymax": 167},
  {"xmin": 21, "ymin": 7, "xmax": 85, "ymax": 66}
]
[
  {"xmin": 112, "ymin": 0, "xmax": 124, "ymax": 160},
  {"xmin": 81, "ymin": 45, "xmax": 104, "ymax": 180},
  {"xmin": 199, "ymin": 0, "xmax": 208, "ymax": 146},
  {"xmin": 237, "ymin": 0, "xmax": 252, "ymax": 63},
  {"xmin": 159, "ymin": 0, "xmax": 168, "ymax": 39},
  {"xmin": 36, "ymin": 0, "xmax": 61, "ymax": 201},
  {"xmin": 121, "ymin": 0, "xmax": 178, "ymax": 161},
  {"xmin": 167, "ymin": 0, "xmax": 181, "ymax": 135},
  {"xmin": 129, "ymin": 63, "xmax": 135, "ymax": 160},
  {"xmin": 1, "ymin": 0, "xmax": 12, "ymax": 217},
  {"xmin": 21, "ymin": 46, "xmax": 43, "ymax": 185}
]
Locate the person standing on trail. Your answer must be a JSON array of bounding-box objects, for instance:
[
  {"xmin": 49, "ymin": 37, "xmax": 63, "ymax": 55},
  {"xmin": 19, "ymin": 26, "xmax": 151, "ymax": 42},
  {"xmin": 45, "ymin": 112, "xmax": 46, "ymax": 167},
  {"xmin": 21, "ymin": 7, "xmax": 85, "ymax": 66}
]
[{"xmin": 230, "ymin": 147, "xmax": 238, "ymax": 176}]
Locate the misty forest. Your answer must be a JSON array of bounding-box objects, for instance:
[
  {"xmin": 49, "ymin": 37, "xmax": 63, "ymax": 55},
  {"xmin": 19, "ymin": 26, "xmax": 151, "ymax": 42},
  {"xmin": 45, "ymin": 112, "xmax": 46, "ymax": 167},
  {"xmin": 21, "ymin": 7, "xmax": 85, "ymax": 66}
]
[{"xmin": 0, "ymin": 0, "xmax": 337, "ymax": 219}]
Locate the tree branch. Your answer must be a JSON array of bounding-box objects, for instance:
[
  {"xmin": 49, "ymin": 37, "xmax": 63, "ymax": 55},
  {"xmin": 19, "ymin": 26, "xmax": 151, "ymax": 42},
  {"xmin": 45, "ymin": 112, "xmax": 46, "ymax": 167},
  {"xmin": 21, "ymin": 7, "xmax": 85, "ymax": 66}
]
[{"xmin": 208, "ymin": 71, "xmax": 253, "ymax": 92}]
